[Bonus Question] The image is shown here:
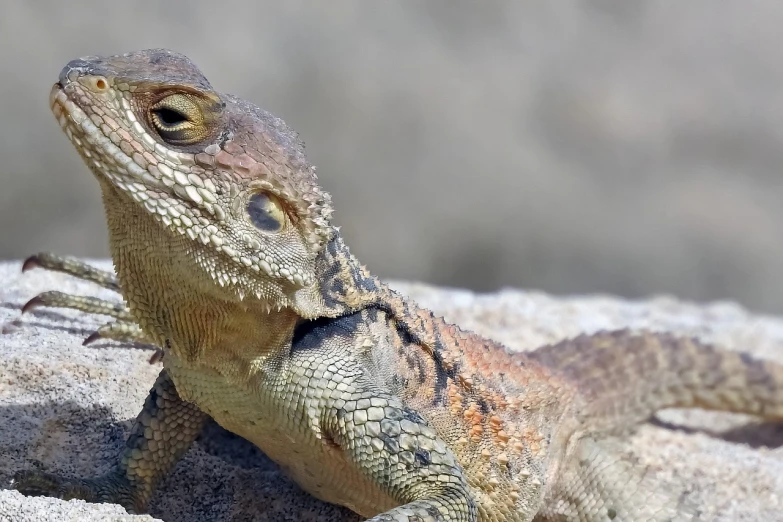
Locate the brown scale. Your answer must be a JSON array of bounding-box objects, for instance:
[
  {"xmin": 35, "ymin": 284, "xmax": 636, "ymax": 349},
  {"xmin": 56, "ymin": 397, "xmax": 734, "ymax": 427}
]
[{"xmin": 366, "ymin": 289, "xmax": 572, "ymax": 477}]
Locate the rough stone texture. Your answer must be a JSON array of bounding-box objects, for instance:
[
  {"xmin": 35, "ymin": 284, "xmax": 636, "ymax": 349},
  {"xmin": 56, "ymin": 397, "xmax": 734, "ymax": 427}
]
[{"xmin": 0, "ymin": 260, "xmax": 781, "ymax": 521}]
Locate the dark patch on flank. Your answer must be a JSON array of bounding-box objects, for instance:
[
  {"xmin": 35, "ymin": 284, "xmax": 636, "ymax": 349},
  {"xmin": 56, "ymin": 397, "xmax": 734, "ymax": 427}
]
[
  {"xmin": 431, "ymin": 351, "xmax": 460, "ymax": 406},
  {"xmin": 403, "ymin": 350, "xmax": 428, "ymax": 386},
  {"xmin": 396, "ymin": 320, "xmax": 417, "ymax": 346},
  {"xmin": 379, "ymin": 433, "xmax": 399, "ymax": 454},
  {"xmin": 144, "ymin": 387, "xmax": 160, "ymax": 417},
  {"xmin": 331, "ymin": 277, "xmax": 345, "ymax": 297},
  {"xmin": 371, "ymin": 300, "xmax": 426, "ymax": 348},
  {"xmin": 414, "ymin": 449, "xmax": 431, "ymax": 467},
  {"xmin": 402, "ymin": 407, "xmax": 426, "ymax": 425},
  {"xmin": 321, "ymin": 430, "xmax": 341, "ymax": 450},
  {"xmin": 432, "ymin": 365, "xmax": 449, "ymax": 404},
  {"xmin": 292, "ymin": 312, "xmax": 362, "ymax": 351},
  {"xmin": 740, "ymin": 351, "xmax": 756, "ymax": 366}
]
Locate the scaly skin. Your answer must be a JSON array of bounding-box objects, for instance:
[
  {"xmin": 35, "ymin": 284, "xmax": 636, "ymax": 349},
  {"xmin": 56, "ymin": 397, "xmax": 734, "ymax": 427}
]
[{"xmin": 12, "ymin": 49, "xmax": 783, "ymax": 521}]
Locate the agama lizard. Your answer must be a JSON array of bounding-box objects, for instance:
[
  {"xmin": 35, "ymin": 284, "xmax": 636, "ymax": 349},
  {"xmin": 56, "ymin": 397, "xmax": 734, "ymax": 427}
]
[{"xmin": 11, "ymin": 49, "xmax": 783, "ymax": 521}]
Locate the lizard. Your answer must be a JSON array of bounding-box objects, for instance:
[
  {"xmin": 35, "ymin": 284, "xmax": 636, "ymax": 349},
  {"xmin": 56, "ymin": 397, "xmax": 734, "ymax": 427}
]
[{"xmin": 9, "ymin": 48, "xmax": 783, "ymax": 521}]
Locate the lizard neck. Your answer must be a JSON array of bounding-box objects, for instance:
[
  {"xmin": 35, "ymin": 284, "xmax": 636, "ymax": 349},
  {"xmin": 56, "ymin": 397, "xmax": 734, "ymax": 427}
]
[
  {"xmin": 313, "ymin": 230, "xmax": 387, "ymax": 314},
  {"xmin": 313, "ymin": 230, "xmax": 440, "ymax": 350},
  {"xmin": 101, "ymin": 181, "xmax": 300, "ymax": 366},
  {"xmin": 100, "ymin": 179, "xmax": 389, "ymax": 367}
]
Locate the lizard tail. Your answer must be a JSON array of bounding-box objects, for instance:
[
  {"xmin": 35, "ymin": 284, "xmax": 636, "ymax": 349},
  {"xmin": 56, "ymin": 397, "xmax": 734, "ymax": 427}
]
[{"xmin": 526, "ymin": 329, "xmax": 783, "ymax": 433}]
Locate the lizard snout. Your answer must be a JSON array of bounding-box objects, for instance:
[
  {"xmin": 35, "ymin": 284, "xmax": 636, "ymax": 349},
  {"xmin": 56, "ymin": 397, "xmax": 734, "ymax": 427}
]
[{"xmin": 58, "ymin": 57, "xmax": 97, "ymax": 86}]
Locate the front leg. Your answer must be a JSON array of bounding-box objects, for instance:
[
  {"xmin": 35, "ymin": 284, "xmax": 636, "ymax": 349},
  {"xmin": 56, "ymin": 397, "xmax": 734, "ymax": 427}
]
[
  {"xmin": 21, "ymin": 253, "xmax": 151, "ymax": 347},
  {"xmin": 326, "ymin": 392, "xmax": 477, "ymax": 521},
  {"xmin": 14, "ymin": 369, "xmax": 209, "ymax": 513}
]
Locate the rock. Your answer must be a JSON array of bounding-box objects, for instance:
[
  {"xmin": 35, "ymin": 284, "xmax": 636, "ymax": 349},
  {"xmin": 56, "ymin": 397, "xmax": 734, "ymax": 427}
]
[{"xmin": 0, "ymin": 260, "xmax": 781, "ymax": 521}]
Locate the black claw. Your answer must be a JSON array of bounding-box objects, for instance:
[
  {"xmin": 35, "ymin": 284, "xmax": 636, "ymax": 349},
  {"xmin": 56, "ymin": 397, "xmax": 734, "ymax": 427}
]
[
  {"xmin": 82, "ymin": 332, "xmax": 102, "ymax": 346},
  {"xmin": 21, "ymin": 255, "xmax": 42, "ymax": 273},
  {"xmin": 21, "ymin": 296, "xmax": 45, "ymax": 314}
]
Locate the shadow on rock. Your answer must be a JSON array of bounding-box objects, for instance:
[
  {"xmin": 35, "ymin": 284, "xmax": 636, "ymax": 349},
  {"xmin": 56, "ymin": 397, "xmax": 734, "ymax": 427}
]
[
  {"xmin": 651, "ymin": 416, "xmax": 783, "ymax": 449},
  {"xmin": 0, "ymin": 400, "xmax": 360, "ymax": 521}
]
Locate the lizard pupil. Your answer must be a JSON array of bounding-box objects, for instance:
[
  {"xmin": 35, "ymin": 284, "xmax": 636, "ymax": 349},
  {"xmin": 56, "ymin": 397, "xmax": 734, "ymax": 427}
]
[{"xmin": 154, "ymin": 107, "xmax": 187, "ymax": 127}]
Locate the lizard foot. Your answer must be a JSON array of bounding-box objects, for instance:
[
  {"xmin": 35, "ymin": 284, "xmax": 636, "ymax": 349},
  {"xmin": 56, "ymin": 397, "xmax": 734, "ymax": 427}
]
[
  {"xmin": 12, "ymin": 469, "xmax": 145, "ymax": 513},
  {"xmin": 21, "ymin": 253, "xmax": 158, "ymax": 359}
]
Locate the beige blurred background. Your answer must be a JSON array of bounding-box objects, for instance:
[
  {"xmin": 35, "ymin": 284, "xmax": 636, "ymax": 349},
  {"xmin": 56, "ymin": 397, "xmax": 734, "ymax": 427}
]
[{"xmin": 2, "ymin": 1, "xmax": 783, "ymax": 313}]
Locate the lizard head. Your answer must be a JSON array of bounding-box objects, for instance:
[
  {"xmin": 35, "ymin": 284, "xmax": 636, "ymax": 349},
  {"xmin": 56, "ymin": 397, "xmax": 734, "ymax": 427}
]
[{"xmin": 51, "ymin": 49, "xmax": 337, "ymax": 317}]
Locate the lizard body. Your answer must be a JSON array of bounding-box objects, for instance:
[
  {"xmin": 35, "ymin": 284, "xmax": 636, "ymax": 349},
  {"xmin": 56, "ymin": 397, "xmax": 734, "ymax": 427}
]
[{"xmin": 12, "ymin": 49, "xmax": 783, "ymax": 521}]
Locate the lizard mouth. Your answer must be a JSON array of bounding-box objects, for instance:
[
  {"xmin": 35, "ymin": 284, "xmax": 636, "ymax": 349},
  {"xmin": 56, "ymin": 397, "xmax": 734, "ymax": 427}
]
[
  {"xmin": 49, "ymin": 81, "xmax": 115, "ymax": 171},
  {"xmin": 49, "ymin": 81, "xmax": 121, "ymax": 186},
  {"xmin": 49, "ymin": 83, "xmax": 62, "ymax": 107},
  {"xmin": 50, "ymin": 83, "xmax": 82, "ymax": 133},
  {"xmin": 48, "ymin": 81, "xmax": 220, "ymax": 245},
  {"xmin": 50, "ymin": 82, "xmax": 83, "ymax": 123},
  {"xmin": 49, "ymin": 80, "xmax": 180, "ymax": 200},
  {"xmin": 48, "ymin": 80, "xmax": 213, "ymax": 246}
]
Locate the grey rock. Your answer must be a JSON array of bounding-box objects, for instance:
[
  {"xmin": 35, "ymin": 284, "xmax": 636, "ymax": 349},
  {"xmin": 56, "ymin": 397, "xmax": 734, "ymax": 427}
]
[{"xmin": 0, "ymin": 261, "xmax": 781, "ymax": 521}]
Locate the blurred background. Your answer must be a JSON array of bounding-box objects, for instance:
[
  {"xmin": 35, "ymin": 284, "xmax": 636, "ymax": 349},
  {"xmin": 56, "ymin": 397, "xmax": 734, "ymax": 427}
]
[{"xmin": 2, "ymin": 1, "xmax": 783, "ymax": 313}]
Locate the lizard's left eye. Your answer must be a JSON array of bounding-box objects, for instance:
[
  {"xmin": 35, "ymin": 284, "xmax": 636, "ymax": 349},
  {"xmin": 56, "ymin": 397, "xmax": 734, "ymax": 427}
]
[{"xmin": 247, "ymin": 192, "xmax": 285, "ymax": 232}]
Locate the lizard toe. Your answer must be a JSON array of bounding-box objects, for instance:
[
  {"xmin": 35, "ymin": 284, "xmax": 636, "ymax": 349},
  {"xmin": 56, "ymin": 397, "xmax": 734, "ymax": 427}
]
[{"xmin": 13, "ymin": 469, "xmax": 144, "ymax": 513}]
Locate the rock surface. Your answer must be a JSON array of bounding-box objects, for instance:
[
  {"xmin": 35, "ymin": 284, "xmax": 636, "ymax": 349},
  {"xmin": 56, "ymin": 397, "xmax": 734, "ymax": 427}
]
[{"xmin": 0, "ymin": 260, "xmax": 781, "ymax": 521}]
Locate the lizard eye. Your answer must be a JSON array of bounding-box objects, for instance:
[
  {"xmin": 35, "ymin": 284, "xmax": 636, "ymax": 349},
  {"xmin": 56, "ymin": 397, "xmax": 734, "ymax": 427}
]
[
  {"xmin": 247, "ymin": 192, "xmax": 285, "ymax": 232},
  {"xmin": 153, "ymin": 107, "xmax": 188, "ymax": 126},
  {"xmin": 148, "ymin": 93, "xmax": 206, "ymax": 145}
]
